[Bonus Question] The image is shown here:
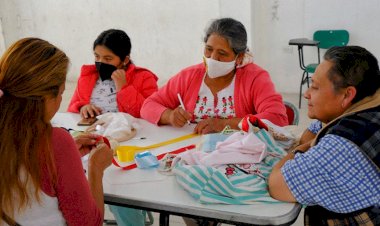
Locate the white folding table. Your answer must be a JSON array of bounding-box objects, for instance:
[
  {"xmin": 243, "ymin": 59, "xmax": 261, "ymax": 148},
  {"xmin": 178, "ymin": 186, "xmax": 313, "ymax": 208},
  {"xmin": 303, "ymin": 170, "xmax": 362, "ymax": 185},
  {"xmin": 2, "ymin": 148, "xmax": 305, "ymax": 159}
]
[{"xmin": 52, "ymin": 112, "xmax": 301, "ymax": 226}]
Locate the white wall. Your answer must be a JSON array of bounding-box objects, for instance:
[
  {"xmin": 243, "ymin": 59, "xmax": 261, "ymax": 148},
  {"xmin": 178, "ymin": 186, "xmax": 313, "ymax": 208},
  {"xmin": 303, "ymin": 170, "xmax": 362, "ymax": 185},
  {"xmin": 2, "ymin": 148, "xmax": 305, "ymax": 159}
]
[
  {"xmin": 0, "ymin": 18, "xmax": 5, "ymax": 53},
  {"xmin": 0, "ymin": 0, "xmax": 379, "ymax": 93},
  {"xmin": 0, "ymin": 0, "xmax": 250, "ymax": 87},
  {"xmin": 252, "ymin": 0, "xmax": 380, "ymax": 93}
]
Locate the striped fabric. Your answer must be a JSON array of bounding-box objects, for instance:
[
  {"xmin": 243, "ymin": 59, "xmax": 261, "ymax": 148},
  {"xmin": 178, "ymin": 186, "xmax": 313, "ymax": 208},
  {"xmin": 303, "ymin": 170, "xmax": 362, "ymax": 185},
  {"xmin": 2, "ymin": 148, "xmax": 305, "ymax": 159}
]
[{"xmin": 173, "ymin": 129, "xmax": 287, "ymax": 204}]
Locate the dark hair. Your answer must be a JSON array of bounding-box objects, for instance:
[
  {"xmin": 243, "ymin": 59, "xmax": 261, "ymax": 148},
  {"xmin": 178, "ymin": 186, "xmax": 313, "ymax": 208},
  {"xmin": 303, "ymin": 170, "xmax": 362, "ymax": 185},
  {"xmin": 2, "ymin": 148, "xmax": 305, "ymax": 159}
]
[
  {"xmin": 203, "ymin": 18, "xmax": 247, "ymax": 54},
  {"xmin": 325, "ymin": 46, "xmax": 380, "ymax": 103},
  {"xmin": 93, "ymin": 29, "xmax": 131, "ymax": 61}
]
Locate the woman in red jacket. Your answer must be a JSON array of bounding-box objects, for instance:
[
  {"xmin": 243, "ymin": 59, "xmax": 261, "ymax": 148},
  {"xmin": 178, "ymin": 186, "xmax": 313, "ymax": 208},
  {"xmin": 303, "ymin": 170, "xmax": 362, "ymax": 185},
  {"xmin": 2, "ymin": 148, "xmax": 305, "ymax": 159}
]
[
  {"xmin": 68, "ymin": 29, "xmax": 158, "ymax": 118},
  {"xmin": 68, "ymin": 29, "xmax": 158, "ymax": 226}
]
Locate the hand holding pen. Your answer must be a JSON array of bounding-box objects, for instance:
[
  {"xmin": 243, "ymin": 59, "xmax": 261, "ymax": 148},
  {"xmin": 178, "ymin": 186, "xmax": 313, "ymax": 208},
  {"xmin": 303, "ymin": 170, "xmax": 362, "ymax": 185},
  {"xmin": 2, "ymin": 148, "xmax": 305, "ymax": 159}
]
[
  {"xmin": 161, "ymin": 93, "xmax": 192, "ymax": 127},
  {"xmin": 177, "ymin": 93, "xmax": 191, "ymax": 125}
]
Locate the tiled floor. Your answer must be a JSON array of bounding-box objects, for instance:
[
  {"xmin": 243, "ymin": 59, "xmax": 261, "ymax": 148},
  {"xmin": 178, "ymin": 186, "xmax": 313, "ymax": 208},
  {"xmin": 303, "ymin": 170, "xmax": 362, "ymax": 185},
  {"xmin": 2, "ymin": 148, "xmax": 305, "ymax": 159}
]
[{"xmin": 61, "ymin": 81, "xmax": 309, "ymax": 226}]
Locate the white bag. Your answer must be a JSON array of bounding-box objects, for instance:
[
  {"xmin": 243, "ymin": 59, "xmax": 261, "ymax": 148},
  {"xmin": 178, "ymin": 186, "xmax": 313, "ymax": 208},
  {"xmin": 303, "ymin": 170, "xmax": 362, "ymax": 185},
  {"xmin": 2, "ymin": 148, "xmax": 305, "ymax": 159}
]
[{"xmin": 86, "ymin": 112, "xmax": 137, "ymax": 142}]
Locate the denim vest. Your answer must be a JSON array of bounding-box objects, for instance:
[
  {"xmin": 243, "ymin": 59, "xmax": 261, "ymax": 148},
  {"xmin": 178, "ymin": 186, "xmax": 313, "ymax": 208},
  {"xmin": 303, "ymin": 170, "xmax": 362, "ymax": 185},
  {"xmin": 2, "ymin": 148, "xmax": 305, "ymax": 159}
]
[{"xmin": 306, "ymin": 106, "xmax": 380, "ymax": 226}]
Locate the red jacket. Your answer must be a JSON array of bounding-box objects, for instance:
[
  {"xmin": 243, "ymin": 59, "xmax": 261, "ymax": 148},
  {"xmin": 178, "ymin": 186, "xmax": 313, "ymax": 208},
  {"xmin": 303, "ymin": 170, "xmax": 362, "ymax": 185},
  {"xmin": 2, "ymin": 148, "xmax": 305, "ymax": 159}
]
[{"xmin": 68, "ymin": 63, "xmax": 158, "ymax": 118}]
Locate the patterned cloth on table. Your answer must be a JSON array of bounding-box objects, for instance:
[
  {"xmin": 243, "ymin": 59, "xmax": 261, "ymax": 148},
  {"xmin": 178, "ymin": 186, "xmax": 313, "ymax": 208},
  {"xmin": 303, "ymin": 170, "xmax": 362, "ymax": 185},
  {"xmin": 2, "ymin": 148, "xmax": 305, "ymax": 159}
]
[{"xmin": 172, "ymin": 129, "xmax": 289, "ymax": 204}]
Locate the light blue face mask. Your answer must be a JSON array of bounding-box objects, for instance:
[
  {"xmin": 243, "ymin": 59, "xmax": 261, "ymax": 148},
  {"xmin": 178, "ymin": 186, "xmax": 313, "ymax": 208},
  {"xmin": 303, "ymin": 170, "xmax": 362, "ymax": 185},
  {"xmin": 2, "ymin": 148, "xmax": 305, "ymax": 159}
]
[{"xmin": 135, "ymin": 151, "xmax": 159, "ymax": 169}]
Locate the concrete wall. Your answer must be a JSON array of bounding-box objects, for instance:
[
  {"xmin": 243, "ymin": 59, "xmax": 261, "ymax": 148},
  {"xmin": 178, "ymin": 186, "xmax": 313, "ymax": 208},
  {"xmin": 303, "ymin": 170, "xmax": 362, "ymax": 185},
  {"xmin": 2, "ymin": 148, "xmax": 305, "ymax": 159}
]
[{"xmin": 0, "ymin": 0, "xmax": 379, "ymax": 93}]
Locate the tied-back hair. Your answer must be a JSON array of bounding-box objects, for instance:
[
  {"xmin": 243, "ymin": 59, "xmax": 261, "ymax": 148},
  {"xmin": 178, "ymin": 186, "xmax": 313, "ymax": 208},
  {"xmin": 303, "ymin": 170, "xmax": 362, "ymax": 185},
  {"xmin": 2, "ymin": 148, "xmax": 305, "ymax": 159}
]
[
  {"xmin": 325, "ymin": 46, "xmax": 380, "ymax": 103},
  {"xmin": 93, "ymin": 29, "xmax": 132, "ymax": 62},
  {"xmin": 0, "ymin": 38, "xmax": 69, "ymax": 220},
  {"xmin": 204, "ymin": 17, "xmax": 247, "ymax": 54}
]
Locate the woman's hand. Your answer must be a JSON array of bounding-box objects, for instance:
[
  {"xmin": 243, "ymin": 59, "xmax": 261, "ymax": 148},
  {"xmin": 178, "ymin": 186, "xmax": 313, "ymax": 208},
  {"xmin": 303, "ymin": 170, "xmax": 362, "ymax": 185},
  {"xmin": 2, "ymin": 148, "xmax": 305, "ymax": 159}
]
[
  {"xmin": 111, "ymin": 69, "xmax": 127, "ymax": 92},
  {"xmin": 88, "ymin": 140, "xmax": 113, "ymax": 172},
  {"xmin": 293, "ymin": 140, "xmax": 312, "ymax": 153},
  {"xmin": 160, "ymin": 107, "xmax": 192, "ymax": 127},
  {"xmin": 299, "ymin": 129, "xmax": 316, "ymax": 145},
  {"xmin": 74, "ymin": 133, "xmax": 100, "ymax": 156},
  {"xmin": 194, "ymin": 118, "xmax": 228, "ymax": 134},
  {"xmin": 87, "ymin": 138, "xmax": 113, "ymax": 216},
  {"xmin": 80, "ymin": 104, "xmax": 102, "ymax": 119}
]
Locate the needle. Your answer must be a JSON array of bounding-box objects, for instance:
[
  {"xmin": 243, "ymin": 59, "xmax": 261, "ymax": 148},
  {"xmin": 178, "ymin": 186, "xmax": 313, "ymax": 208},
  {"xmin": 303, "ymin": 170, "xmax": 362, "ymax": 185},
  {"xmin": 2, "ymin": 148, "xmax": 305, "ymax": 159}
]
[
  {"xmin": 177, "ymin": 93, "xmax": 191, "ymax": 125},
  {"xmin": 132, "ymin": 137, "xmax": 146, "ymax": 140}
]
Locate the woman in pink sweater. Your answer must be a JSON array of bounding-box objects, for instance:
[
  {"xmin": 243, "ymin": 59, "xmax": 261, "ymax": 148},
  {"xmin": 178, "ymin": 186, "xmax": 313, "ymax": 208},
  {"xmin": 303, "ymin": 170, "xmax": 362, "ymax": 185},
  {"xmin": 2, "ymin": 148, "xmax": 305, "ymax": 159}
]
[{"xmin": 141, "ymin": 18, "xmax": 287, "ymax": 134}]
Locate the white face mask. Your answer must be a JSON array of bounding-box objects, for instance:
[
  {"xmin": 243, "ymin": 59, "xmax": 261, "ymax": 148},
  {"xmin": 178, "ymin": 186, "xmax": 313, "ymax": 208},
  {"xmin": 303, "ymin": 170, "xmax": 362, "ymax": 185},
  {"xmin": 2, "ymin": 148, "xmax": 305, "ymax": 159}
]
[{"xmin": 204, "ymin": 56, "xmax": 236, "ymax": 78}]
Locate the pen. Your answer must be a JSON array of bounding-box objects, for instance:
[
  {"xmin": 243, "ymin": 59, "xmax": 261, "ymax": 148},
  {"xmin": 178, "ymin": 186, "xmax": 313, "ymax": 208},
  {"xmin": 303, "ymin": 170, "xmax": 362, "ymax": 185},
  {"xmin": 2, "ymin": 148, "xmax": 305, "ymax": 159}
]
[{"xmin": 177, "ymin": 93, "xmax": 191, "ymax": 125}]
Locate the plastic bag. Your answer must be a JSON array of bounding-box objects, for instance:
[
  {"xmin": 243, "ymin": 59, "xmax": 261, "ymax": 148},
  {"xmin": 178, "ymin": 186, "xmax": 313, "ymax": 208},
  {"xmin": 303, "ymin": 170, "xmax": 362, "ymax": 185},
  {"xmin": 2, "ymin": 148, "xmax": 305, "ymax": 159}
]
[{"xmin": 86, "ymin": 112, "xmax": 137, "ymax": 142}]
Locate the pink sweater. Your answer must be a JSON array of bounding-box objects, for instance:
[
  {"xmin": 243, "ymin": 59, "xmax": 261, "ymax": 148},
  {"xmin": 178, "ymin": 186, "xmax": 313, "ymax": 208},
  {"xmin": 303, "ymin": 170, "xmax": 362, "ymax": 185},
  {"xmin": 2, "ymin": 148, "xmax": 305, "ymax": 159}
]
[
  {"xmin": 41, "ymin": 128, "xmax": 102, "ymax": 226},
  {"xmin": 68, "ymin": 64, "xmax": 158, "ymax": 118},
  {"xmin": 141, "ymin": 63, "xmax": 288, "ymax": 126}
]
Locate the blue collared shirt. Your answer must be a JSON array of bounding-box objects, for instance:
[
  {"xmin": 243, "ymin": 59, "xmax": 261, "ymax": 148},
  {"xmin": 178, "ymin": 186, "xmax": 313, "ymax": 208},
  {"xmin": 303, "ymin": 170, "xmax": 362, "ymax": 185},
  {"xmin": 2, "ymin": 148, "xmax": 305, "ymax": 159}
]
[
  {"xmin": 282, "ymin": 121, "xmax": 380, "ymax": 213},
  {"xmin": 308, "ymin": 120, "xmax": 322, "ymax": 134}
]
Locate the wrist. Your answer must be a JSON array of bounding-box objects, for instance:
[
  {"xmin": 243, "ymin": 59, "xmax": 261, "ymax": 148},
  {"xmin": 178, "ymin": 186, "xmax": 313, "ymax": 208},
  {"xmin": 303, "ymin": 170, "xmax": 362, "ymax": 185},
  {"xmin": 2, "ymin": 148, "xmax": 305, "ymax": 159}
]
[
  {"xmin": 87, "ymin": 164, "xmax": 104, "ymax": 177},
  {"xmin": 223, "ymin": 118, "xmax": 239, "ymax": 130},
  {"xmin": 221, "ymin": 119, "xmax": 229, "ymax": 129},
  {"xmin": 159, "ymin": 109, "xmax": 172, "ymax": 125}
]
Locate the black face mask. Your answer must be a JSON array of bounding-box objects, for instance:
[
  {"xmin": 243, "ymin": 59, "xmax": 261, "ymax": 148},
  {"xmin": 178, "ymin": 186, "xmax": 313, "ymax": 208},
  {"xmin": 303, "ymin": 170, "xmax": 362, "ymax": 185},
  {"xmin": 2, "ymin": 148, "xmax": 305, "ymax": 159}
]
[{"xmin": 95, "ymin": 62, "xmax": 117, "ymax": 81}]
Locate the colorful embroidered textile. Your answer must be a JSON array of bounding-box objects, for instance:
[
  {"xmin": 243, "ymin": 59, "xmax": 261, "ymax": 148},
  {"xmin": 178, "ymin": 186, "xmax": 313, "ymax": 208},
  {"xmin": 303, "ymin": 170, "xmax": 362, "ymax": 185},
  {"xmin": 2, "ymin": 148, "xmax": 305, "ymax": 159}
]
[{"xmin": 193, "ymin": 75, "xmax": 236, "ymax": 121}]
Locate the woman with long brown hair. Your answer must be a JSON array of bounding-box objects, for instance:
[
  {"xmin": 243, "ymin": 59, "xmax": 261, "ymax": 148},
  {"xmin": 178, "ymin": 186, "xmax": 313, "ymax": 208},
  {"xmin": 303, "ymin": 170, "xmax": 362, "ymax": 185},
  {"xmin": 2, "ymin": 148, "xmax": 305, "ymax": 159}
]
[{"xmin": 0, "ymin": 38, "xmax": 112, "ymax": 226}]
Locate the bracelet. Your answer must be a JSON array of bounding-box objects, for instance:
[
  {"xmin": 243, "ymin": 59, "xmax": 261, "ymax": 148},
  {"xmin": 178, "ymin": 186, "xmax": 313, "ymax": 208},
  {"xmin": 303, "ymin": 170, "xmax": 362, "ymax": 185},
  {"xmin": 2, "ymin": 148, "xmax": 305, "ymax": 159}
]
[{"xmin": 291, "ymin": 149, "xmax": 303, "ymax": 155}]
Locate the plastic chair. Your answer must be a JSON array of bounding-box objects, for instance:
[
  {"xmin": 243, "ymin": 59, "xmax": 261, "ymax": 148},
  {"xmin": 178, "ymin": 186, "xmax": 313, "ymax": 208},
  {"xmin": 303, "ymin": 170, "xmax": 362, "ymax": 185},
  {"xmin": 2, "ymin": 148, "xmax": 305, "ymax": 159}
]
[
  {"xmin": 284, "ymin": 101, "xmax": 299, "ymax": 126},
  {"xmin": 289, "ymin": 30, "xmax": 349, "ymax": 108}
]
